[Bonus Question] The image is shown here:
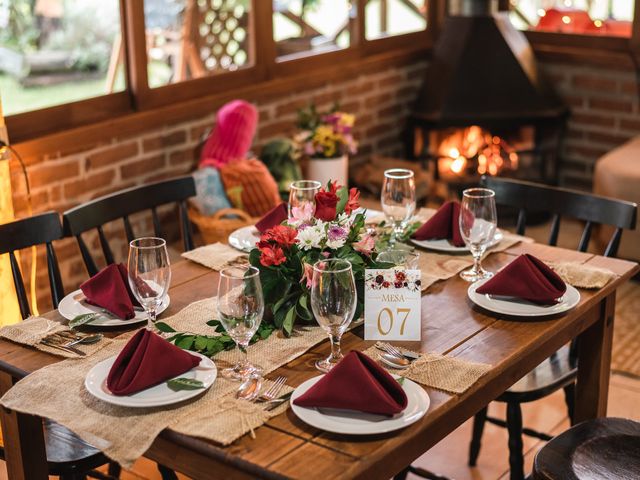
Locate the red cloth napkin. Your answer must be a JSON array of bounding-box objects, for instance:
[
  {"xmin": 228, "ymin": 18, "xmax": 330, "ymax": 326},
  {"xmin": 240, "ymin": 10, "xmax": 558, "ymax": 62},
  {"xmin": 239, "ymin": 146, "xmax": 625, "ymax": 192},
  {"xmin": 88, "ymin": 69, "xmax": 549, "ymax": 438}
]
[
  {"xmin": 255, "ymin": 202, "xmax": 288, "ymax": 233},
  {"xmin": 293, "ymin": 351, "xmax": 408, "ymax": 416},
  {"xmin": 107, "ymin": 329, "xmax": 202, "ymax": 396},
  {"xmin": 476, "ymin": 254, "xmax": 567, "ymax": 305},
  {"xmin": 412, "ymin": 201, "xmax": 465, "ymax": 247},
  {"xmin": 80, "ymin": 264, "xmax": 140, "ymax": 319}
]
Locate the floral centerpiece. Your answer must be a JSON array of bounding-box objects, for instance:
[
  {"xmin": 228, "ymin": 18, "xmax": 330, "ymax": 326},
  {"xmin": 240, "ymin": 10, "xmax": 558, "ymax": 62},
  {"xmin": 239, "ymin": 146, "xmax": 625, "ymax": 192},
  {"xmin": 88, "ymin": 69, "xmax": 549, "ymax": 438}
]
[
  {"xmin": 294, "ymin": 105, "xmax": 357, "ymax": 187},
  {"xmin": 249, "ymin": 180, "xmax": 383, "ymax": 335}
]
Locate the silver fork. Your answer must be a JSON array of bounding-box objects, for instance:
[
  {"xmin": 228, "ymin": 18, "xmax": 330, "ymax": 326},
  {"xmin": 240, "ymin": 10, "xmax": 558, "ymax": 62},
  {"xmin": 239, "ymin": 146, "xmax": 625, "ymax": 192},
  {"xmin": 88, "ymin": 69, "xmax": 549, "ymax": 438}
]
[
  {"xmin": 379, "ymin": 342, "xmax": 405, "ymax": 359},
  {"xmin": 255, "ymin": 376, "xmax": 287, "ymax": 403}
]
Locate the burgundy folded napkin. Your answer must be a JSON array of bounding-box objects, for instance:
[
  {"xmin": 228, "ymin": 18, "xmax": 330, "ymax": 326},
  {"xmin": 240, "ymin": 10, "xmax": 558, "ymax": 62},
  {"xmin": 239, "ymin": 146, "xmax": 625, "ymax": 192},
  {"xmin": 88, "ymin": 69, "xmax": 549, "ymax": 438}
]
[
  {"xmin": 255, "ymin": 202, "xmax": 288, "ymax": 233},
  {"xmin": 80, "ymin": 264, "xmax": 140, "ymax": 319},
  {"xmin": 107, "ymin": 329, "xmax": 201, "ymax": 396},
  {"xmin": 476, "ymin": 254, "xmax": 567, "ymax": 305},
  {"xmin": 293, "ymin": 351, "xmax": 408, "ymax": 416},
  {"xmin": 412, "ymin": 201, "xmax": 465, "ymax": 247}
]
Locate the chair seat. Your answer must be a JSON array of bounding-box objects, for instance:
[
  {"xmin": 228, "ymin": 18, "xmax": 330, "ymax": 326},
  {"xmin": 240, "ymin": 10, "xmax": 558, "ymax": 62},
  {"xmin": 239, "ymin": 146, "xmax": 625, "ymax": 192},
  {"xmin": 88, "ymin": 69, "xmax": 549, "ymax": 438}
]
[
  {"xmin": 532, "ymin": 417, "xmax": 640, "ymax": 480},
  {"xmin": 43, "ymin": 419, "xmax": 109, "ymax": 474},
  {"xmin": 497, "ymin": 345, "xmax": 576, "ymax": 403}
]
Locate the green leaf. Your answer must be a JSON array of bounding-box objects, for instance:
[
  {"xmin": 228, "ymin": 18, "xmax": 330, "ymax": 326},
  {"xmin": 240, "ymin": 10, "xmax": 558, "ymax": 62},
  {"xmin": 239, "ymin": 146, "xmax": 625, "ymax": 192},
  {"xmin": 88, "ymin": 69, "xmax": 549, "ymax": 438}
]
[
  {"xmin": 335, "ymin": 185, "xmax": 348, "ymax": 214},
  {"xmin": 194, "ymin": 336, "xmax": 209, "ymax": 351},
  {"xmin": 154, "ymin": 322, "xmax": 176, "ymax": 333},
  {"xmin": 167, "ymin": 377, "xmax": 205, "ymax": 391},
  {"xmin": 176, "ymin": 335, "xmax": 195, "ymax": 350},
  {"xmin": 69, "ymin": 313, "xmax": 99, "ymax": 329},
  {"xmin": 282, "ymin": 305, "xmax": 296, "ymax": 337},
  {"xmin": 396, "ymin": 377, "xmax": 405, "ymax": 386}
]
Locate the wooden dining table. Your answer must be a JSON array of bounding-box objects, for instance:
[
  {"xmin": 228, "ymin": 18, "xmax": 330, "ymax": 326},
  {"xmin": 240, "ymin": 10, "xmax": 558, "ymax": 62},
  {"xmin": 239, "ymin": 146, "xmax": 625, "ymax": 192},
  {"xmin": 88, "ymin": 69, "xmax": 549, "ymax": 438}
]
[{"xmin": 0, "ymin": 240, "xmax": 637, "ymax": 480}]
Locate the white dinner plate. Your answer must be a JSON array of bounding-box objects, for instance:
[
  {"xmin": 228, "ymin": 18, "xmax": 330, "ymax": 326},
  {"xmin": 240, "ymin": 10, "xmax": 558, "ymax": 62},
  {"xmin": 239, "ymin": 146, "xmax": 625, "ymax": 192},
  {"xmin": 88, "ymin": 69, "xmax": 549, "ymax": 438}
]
[
  {"xmin": 58, "ymin": 288, "xmax": 170, "ymax": 327},
  {"xmin": 290, "ymin": 374, "xmax": 430, "ymax": 435},
  {"xmin": 467, "ymin": 278, "xmax": 581, "ymax": 317},
  {"xmin": 411, "ymin": 229, "xmax": 503, "ymax": 253},
  {"xmin": 227, "ymin": 208, "xmax": 384, "ymax": 253},
  {"xmin": 84, "ymin": 351, "xmax": 216, "ymax": 408}
]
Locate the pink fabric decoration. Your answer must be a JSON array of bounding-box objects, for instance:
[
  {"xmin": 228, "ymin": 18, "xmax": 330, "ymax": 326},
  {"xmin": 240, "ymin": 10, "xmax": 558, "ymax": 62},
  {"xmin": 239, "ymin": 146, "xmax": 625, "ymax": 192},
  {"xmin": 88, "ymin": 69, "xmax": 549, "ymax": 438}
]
[{"xmin": 199, "ymin": 100, "xmax": 259, "ymax": 169}]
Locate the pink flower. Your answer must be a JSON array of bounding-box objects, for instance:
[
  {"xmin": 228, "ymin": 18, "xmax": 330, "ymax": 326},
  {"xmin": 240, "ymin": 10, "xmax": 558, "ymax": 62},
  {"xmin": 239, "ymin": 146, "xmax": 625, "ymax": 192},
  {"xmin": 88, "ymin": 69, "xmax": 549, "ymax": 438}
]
[
  {"xmin": 290, "ymin": 202, "xmax": 314, "ymax": 224},
  {"xmin": 353, "ymin": 233, "xmax": 375, "ymax": 255},
  {"xmin": 300, "ymin": 262, "xmax": 314, "ymax": 289}
]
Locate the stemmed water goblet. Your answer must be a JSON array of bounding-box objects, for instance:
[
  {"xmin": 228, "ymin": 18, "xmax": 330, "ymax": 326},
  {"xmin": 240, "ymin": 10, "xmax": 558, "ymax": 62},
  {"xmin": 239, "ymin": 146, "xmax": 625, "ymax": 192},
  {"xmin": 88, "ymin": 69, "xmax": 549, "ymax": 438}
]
[
  {"xmin": 217, "ymin": 265, "xmax": 264, "ymax": 380},
  {"xmin": 459, "ymin": 188, "xmax": 498, "ymax": 282},
  {"xmin": 288, "ymin": 180, "xmax": 322, "ymax": 220},
  {"xmin": 381, "ymin": 169, "xmax": 416, "ymax": 247},
  {"xmin": 310, "ymin": 259, "xmax": 357, "ymax": 373},
  {"xmin": 127, "ymin": 237, "xmax": 171, "ymax": 330}
]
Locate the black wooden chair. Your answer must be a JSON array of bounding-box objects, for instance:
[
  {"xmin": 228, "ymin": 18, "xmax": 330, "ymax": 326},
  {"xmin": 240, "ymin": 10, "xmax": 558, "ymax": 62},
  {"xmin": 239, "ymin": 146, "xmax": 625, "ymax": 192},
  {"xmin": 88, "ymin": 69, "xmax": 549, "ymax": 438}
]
[
  {"xmin": 468, "ymin": 176, "xmax": 638, "ymax": 480},
  {"xmin": 531, "ymin": 417, "xmax": 640, "ymax": 479},
  {"xmin": 62, "ymin": 176, "xmax": 196, "ymax": 276},
  {"xmin": 0, "ymin": 212, "xmax": 117, "ymax": 479}
]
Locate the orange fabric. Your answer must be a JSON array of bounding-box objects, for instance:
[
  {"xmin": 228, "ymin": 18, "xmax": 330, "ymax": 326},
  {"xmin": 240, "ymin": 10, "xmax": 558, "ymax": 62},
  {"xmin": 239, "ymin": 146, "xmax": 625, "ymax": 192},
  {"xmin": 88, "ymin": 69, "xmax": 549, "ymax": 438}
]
[{"xmin": 219, "ymin": 158, "xmax": 281, "ymax": 217}]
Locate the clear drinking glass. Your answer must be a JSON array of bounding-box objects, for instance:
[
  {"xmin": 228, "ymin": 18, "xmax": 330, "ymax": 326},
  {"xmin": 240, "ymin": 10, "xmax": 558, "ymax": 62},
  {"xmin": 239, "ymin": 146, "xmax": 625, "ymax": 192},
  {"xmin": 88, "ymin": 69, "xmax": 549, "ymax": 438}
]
[
  {"xmin": 127, "ymin": 237, "xmax": 172, "ymax": 329},
  {"xmin": 381, "ymin": 169, "xmax": 416, "ymax": 246},
  {"xmin": 376, "ymin": 249, "xmax": 420, "ymax": 269},
  {"xmin": 288, "ymin": 180, "xmax": 322, "ymax": 219},
  {"xmin": 310, "ymin": 259, "xmax": 357, "ymax": 373},
  {"xmin": 217, "ymin": 265, "xmax": 264, "ymax": 381},
  {"xmin": 459, "ymin": 188, "xmax": 498, "ymax": 282}
]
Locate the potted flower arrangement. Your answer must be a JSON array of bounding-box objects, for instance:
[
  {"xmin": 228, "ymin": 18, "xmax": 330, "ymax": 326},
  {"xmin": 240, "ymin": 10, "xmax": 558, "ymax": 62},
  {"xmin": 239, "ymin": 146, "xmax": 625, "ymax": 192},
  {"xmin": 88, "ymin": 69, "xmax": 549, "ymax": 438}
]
[
  {"xmin": 249, "ymin": 180, "xmax": 382, "ymax": 335},
  {"xmin": 294, "ymin": 105, "xmax": 357, "ymax": 187}
]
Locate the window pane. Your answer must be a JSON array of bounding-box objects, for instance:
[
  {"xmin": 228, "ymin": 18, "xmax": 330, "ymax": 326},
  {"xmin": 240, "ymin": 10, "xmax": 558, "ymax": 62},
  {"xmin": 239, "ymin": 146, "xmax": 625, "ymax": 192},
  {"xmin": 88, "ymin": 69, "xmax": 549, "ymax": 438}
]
[
  {"xmin": 273, "ymin": 0, "xmax": 353, "ymax": 59},
  {"xmin": 365, "ymin": 0, "xmax": 427, "ymax": 40},
  {"xmin": 0, "ymin": 0, "xmax": 124, "ymax": 116},
  {"xmin": 145, "ymin": 0, "xmax": 253, "ymax": 88},
  {"xmin": 510, "ymin": 0, "xmax": 633, "ymax": 37}
]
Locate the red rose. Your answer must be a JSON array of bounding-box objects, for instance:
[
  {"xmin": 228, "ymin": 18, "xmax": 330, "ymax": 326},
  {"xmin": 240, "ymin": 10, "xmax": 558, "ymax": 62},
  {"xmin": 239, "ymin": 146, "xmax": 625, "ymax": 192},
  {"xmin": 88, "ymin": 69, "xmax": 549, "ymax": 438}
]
[
  {"xmin": 259, "ymin": 245, "xmax": 286, "ymax": 267},
  {"xmin": 344, "ymin": 187, "xmax": 360, "ymax": 215},
  {"xmin": 314, "ymin": 191, "xmax": 339, "ymax": 222}
]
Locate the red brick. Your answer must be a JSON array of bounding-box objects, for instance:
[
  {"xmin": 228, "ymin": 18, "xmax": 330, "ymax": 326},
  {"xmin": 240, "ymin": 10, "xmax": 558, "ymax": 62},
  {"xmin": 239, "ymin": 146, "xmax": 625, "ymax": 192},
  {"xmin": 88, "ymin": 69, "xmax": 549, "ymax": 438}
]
[
  {"xmin": 620, "ymin": 81, "xmax": 638, "ymax": 95},
  {"xmin": 365, "ymin": 93, "xmax": 393, "ymax": 108},
  {"xmin": 366, "ymin": 122, "xmax": 396, "ymax": 137},
  {"xmin": 169, "ymin": 148, "xmax": 197, "ymax": 167},
  {"xmin": 143, "ymin": 130, "xmax": 187, "ymax": 153},
  {"xmin": 29, "ymin": 160, "xmax": 80, "ymax": 188},
  {"xmin": 346, "ymin": 81, "xmax": 374, "ymax": 95},
  {"xmin": 86, "ymin": 142, "xmax": 139, "ymax": 171},
  {"xmin": 339, "ymin": 100, "xmax": 360, "ymax": 113},
  {"xmin": 64, "ymin": 170, "xmax": 116, "ymax": 199},
  {"xmin": 572, "ymin": 75, "xmax": 617, "ymax": 91},
  {"xmin": 585, "ymin": 131, "xmax": 630, "ymax": 146},
  {"xmin": 276, "ymin": 98, "xmax": 309, "ymax": 116},
  {"xmin": 258, "ymin": 120, "xmax": 294, "ymax": 139},
  {"xmin": 313, "ymin": 91, "xmax": 343, "ymax": 108},
  {"xmin": 378, "ymin": 73, "xmax": 404, "ymax": 88},
  {"xmin": 12, "ymin": 190, "xmax": 49, "ymax": 215},
  {"xmin": 120, "ymin": 154, "xmax": 165, "ymax": 178},
  {"xmin": 564, "ymin": 145, "xmax": 610, "ymax": 159},
  {"xmin": 619, "ymin": 118, "xmax": 640, "ymax": 131},
  {"xmin": 570, "ymin": 113, "xmax": 615, "ymax": 128},
  {"xmin": 588, "ymin": 97, "xmax": 633, "ymax": 113},
  {"xmin": 562, "ymin": 95, "xmax": 585, "ymax": 108},
  {"xmin": 190, "ymin": 123, "xmax": 212, "ymax": 142}
]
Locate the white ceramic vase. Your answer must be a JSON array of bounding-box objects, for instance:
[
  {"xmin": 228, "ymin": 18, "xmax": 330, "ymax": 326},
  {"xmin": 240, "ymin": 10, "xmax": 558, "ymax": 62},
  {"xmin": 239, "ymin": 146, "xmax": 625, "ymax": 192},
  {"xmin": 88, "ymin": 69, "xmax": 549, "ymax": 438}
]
[{"xmin": 306, "ymin": 154, "xmax": 349, "ymax": 187}]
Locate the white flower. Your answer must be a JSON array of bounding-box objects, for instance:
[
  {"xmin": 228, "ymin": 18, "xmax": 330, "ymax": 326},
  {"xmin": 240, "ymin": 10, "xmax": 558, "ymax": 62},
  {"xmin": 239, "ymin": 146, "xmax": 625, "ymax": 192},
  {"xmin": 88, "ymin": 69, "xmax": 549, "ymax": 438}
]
[
  {"xmin": 297, "ymin": 224, "xmax": 324, "ymax": 250},
  {"xmin": 326, "ymin": 237, "xmax": 346, "ymax": 250}
]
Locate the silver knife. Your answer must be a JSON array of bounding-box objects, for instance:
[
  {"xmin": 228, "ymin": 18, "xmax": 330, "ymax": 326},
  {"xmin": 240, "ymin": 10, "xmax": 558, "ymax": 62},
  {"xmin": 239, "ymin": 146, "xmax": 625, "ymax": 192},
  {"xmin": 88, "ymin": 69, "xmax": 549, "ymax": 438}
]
[{"xmin": 41, "ymin": 340, "xmax": 86, "ymax": 356}]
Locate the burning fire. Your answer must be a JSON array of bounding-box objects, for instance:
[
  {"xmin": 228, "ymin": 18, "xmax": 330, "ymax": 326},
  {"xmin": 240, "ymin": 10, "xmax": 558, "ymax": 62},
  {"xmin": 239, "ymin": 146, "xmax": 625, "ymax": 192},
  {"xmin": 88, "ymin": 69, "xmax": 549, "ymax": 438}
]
[{"xmin": 437, "ymin": 126, "xmax": 519, "ymax": 177}]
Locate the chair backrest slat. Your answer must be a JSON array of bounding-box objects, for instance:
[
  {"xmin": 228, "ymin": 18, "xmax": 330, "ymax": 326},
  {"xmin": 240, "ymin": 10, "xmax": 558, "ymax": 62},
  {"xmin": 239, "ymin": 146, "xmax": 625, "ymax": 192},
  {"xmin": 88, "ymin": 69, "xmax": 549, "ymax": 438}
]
[
  {"xmin": 76, "ymin": 234, "xmax": 99, "ymax": 277},
  {"xmin": 63, "ymin": 176, "xmax": 196, "ymax": 273},
  {"xmin": 482, "ymin": 176, "xmax": 637, "ymax": 257},
  {"xmin": 0, "ymin": 212, "xmax": 65, "ymax": 319}
]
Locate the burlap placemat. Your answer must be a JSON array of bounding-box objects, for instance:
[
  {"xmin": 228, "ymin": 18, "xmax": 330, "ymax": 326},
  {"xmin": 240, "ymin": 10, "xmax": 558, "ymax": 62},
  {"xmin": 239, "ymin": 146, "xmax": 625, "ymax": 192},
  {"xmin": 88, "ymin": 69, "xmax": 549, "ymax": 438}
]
[
  {"xmin": 1, "ymin": 302, "xmax": 331, "ymax": 468},
  {"xmin": 0, "ymin": 316, "xmax": 112, "ymax": 358},
  {"xmin": 365, "ymin": 345, "xmax": 492, "ymax": 395},
  {"xmin": 550, "ymin": 262, "xmax": 616, "ymax": 289},
  {"xmin": 181, "ymin": 242, "xmax": 248, "ymax": 271}
]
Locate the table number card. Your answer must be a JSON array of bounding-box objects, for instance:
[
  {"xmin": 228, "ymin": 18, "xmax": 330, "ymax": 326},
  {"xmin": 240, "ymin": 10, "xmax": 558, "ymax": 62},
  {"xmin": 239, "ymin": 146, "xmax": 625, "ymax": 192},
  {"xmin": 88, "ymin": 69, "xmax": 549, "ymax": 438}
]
[{"xmin": 364, "ymin": 269, "xmax": 421, "ymax": 341}]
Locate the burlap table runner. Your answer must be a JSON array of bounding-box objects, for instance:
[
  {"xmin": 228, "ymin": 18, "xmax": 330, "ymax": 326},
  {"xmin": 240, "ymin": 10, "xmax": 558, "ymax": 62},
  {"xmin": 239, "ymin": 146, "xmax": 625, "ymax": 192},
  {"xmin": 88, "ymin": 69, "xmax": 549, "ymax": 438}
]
[
  {"xmin": 550, "ymin": 262, "xmax": 616, "ymax": 289},
  {"xmin": 0, "ymin": 301, "xmax": 333, "ymax": 468},
  {"xmin": 365, "ymin": 345, "xmax": 491, "ymax": 395},
  {"xmin": 0, "ymin": 316, "xmax": 112, "ymax": 358},
  {"xmin": 181, "ymin": 242, "xmax": 248, "ymax": 271}
]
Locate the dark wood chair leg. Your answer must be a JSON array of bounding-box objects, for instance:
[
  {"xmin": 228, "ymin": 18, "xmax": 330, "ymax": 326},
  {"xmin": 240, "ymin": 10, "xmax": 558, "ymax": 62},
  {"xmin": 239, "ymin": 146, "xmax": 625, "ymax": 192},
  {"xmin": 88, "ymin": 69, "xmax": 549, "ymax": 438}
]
[
  {"xmin": 107, "ymin": 461, "xmax": 121, "ymax": 478},
  {"xmin": 60, "ymin": 474, "xmax": 87, "ymax": 480},
  {"xmin": 469, "ymin": 406, "xmax": 488, "ymax": 466},
  {"xmin": 563, "ymin": 382, "xmax": 576, "ymax": 426},
  {"xmin": 506, "ymin": 402, "xmax": 525, "ymax": 480},
  {"xmin": 393, "ymin": 466, "xmax": 410, "ymax": 480},
  {"xmin": 157, "ymin": 463, "xmax": 178, "ymax": 480}
]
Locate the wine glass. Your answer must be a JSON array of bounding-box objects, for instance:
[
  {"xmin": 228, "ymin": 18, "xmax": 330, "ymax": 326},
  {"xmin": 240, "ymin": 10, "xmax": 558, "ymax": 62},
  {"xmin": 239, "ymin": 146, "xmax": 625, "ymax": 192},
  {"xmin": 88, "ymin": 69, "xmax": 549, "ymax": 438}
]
[
  {"xmin": 376, "ymin": 249, "xmax": 420, "ymax": 269},
  {"xmin": 127, "ymin": 237, "xmax": 172, "ymax": 329},
  {"xmin": 459, "ymin": 188, "xmax": 498, "ymax": 282},
  {"xmin": 288, "ymin": 180, "xmax": 322, "ymax": 219},
  {"xmin": 310, "ymin": 259, "xmax": 357, "ymax": 373},
  {"xmin": 217, "ymin": 265, "xmax": 264, "ymax": 380},
  {"xmin": 381, "ymin": 169, "xmax": 416, "ymax": 247}
]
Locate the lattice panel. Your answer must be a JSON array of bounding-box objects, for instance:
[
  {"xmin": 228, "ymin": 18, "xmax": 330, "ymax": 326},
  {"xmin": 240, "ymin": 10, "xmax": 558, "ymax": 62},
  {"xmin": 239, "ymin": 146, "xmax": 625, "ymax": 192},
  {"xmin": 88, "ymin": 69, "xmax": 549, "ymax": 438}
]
[{"xmin": 193, "ymin": 0, "xmax": 250, "ymax": 72}]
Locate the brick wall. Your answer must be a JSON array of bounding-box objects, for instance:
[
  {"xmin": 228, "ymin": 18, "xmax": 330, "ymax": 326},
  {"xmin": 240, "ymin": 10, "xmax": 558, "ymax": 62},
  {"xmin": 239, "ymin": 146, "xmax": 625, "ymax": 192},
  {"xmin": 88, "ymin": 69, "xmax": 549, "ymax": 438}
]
[
  {"xmin": 10, "ymin": 60, "xmax": 428, "ymax": 314},
  {"xmin": 540, "ymin": 61, "xmax": 640, "ymax": 189}
]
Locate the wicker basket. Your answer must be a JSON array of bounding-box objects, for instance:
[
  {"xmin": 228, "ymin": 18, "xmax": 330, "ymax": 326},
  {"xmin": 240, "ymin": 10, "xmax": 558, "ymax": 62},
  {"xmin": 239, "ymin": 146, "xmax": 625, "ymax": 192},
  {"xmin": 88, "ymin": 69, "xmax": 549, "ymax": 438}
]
[{"xmin": 189, "ymin": 207, "xmax": 257, "ymax": 245}]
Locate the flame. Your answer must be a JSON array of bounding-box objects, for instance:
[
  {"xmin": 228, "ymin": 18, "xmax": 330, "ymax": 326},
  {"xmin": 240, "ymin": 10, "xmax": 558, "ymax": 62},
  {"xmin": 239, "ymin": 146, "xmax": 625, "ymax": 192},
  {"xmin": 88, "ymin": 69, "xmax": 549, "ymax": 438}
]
[{"xmin": 450, "ymin": 156, "xmax": 466, "ymax": 174}]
